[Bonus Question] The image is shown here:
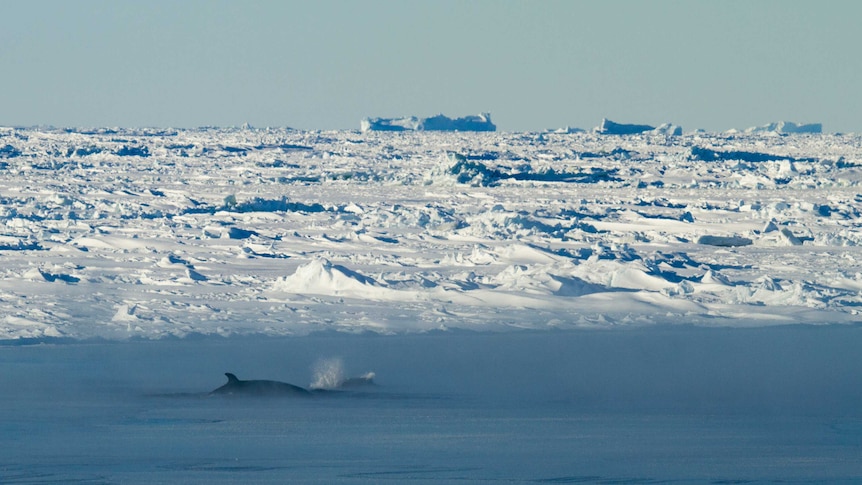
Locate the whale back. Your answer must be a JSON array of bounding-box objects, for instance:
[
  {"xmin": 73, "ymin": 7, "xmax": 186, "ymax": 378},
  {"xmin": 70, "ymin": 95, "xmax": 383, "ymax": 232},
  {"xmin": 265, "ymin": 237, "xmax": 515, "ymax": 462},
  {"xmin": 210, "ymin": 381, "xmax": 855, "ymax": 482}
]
[{"xmin": 211, "ymin": 372, "xmax": 311, "ymax": 397}]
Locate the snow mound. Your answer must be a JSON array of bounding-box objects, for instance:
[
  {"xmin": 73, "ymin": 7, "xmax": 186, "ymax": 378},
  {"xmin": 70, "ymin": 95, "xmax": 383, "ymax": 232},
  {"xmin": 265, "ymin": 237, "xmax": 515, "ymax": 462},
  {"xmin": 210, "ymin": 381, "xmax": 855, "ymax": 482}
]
[
  {"xmin": 272, "ymin": 258, "xmax": 381, "ymax": 296},
  {"xmin": 23, "ymin": 267, "xmax": 80, "ymax": 283},
  {"xmin": 2, "ymin": 315, "xmax": 63, "ymax": 339},
  {"xmin": 490, "ymin": 265, "xmax": 607, "ymax": 297},
  {"xmin": 0, "ymin": 236, "xmax": 40, "ymax": 250},
  {"xmin": 361, "ymin": 113, "xmax": 495, "ymax": 132}
]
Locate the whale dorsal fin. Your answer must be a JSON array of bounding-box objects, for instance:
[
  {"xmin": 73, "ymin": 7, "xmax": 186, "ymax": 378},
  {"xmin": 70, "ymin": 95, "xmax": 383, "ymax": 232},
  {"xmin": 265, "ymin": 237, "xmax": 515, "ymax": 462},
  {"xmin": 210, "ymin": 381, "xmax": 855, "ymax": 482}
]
[{"xmin": 225, "ymin": 372, "xmax": 239, "ymax": 383}]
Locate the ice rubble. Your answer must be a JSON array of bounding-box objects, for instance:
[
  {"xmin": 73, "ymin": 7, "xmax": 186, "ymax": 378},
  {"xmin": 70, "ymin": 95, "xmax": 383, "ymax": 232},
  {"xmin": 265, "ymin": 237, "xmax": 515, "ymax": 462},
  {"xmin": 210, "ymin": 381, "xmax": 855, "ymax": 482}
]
[
  {"xmin": 0, "ymin": 125, "xmax": 861, "ymax": 340},
  {"xmin": 361, "ymin": 113, "xmax": 496, "ymax": 132}
]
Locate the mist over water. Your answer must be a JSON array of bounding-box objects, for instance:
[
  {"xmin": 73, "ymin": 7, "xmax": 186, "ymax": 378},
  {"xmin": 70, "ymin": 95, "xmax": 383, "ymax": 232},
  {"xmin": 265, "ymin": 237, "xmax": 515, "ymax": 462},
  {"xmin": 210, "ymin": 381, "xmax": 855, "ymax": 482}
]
[
  {"xmin": 2, "ymin": 325, "xmax": 862, "ymax": 483},
  {"xmin": 309, "ymin": 357, "xmax": 346, "ymax": 390}
]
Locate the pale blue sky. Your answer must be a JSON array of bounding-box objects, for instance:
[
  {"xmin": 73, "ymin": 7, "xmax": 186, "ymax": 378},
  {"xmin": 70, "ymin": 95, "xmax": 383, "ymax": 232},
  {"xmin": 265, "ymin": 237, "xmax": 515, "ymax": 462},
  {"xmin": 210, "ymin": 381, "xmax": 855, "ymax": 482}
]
[{"xmin": 3, "ymin": 1, "xmax": 860, "ymax": 132}]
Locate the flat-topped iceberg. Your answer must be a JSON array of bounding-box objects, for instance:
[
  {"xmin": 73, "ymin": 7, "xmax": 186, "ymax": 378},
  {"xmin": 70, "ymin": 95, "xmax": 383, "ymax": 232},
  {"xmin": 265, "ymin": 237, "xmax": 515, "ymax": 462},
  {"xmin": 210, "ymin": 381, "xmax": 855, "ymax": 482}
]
[
  {"xmin": 361, "ymin": 113, "xmax": 496, "ymax": 132},
  {"xmin": 743, "ymin": 121, "xmax": 822, "ymax": 134},
  {"xmin": 595, "ymin": 118, "xmax": 682, "ymax": 135}
]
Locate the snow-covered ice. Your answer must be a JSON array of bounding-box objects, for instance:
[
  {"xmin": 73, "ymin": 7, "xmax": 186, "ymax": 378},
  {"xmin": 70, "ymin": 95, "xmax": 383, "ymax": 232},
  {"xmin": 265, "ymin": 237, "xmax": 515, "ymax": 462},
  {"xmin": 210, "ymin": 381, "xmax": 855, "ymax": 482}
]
[{"xmin": 0, "ymin": 126, "xmax": 861, "ymax": 340}]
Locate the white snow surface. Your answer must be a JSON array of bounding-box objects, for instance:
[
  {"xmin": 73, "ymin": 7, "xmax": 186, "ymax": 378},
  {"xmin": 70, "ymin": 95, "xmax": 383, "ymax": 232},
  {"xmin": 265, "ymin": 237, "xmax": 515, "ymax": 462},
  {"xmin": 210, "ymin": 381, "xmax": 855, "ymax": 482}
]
[{"xmin": 1, "ymin": 126, "xmax": 861, "ymax": 340}]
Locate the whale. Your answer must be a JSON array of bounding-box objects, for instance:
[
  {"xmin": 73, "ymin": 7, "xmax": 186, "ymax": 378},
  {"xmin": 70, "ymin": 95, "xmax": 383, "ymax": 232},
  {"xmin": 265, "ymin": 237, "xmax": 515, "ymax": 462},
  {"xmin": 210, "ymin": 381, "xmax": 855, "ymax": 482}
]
[
  {"xmin": 210, "ymin": 372, "xmax": 312, "ymax": 397},
  {"xmin": 210, "ymin": 371, "xmax": 379, "ymax": 397},
  {"xmin": 334, "ymin": 372, "xmax": 376, "ymax": 389}
]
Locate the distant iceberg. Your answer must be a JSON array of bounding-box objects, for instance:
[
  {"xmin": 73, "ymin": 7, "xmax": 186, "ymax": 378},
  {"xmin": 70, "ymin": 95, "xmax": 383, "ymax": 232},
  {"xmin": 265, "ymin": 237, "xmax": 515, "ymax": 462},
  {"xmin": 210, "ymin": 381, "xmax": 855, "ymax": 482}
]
[
  {"xmin": 361, "ymin": 113, "xmax": 496, "ymax": 132},
  {"xmin": 595, "ymin": 118, "xmax": 681, "ymax": 136},
  {"xmin": 652, "ymin": 123, "xmax": 683, "ymax": 136},
  {"xmin": 595, "ymin": 118, "xmax": 654, "ymax": 135},
  {"xmin": 547, "ymin": 126, "xmax": 585, "ymax": 134},
  {"xmin": 743, "ymin": 121, "xmax": 822, "ymax": 134},
  {"xmin": 360, "ymin": 116, "xmax": 421, "ymax": 132}
]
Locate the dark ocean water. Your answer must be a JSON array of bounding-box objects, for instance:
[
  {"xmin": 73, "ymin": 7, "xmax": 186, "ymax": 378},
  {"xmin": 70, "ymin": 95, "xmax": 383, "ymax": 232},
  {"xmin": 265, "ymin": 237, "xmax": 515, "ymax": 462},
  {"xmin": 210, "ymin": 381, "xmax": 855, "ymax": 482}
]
[{"xmin": 2, "ymin": 326, "xmax": 862, "ymax": 483}]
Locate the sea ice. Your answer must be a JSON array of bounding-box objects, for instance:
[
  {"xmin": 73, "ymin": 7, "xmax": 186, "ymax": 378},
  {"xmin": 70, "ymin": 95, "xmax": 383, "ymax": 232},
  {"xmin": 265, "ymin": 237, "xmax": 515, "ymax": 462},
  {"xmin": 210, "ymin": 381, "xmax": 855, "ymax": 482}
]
[{"xmin": 0, "ymin": 125, "xmax": 860, "ymax": 340}]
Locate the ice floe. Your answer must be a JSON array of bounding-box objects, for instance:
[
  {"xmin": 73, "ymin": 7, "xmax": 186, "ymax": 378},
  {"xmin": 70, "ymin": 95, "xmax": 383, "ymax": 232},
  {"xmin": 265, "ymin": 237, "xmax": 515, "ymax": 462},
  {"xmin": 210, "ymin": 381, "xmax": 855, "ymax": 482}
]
[{"xmin": 0, "ymin": 125, "xmax": 860, "ymax": 340}]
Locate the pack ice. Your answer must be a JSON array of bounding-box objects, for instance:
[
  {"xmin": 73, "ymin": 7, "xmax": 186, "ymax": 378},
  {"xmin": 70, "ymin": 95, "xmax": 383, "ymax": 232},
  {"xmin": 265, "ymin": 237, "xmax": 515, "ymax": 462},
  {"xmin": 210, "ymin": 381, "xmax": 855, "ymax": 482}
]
[{"xmin": 0, "ymin": 126, "xmax": 860, "ymax": 340}]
